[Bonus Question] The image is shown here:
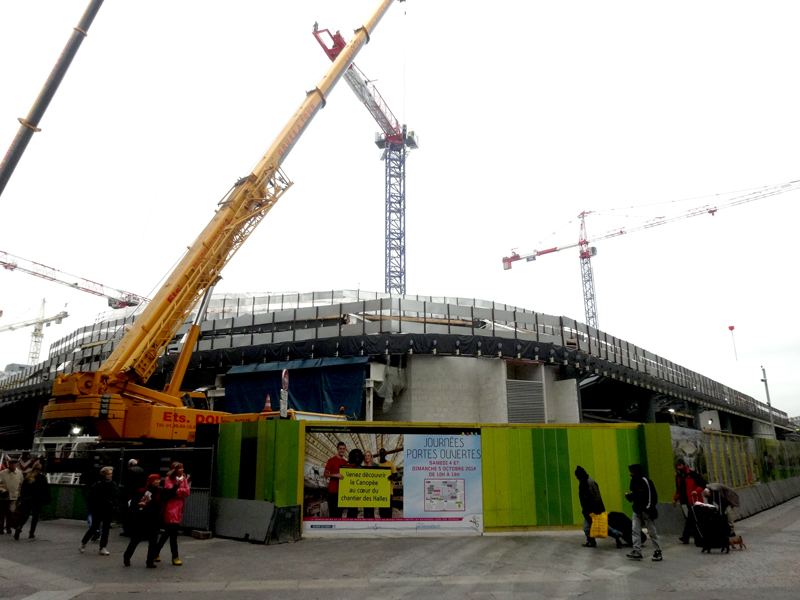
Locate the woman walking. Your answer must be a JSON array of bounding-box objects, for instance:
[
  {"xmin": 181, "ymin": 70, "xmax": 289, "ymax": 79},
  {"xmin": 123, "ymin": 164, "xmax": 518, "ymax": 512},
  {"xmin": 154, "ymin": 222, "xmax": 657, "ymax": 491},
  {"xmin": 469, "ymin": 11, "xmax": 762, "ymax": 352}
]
[
  {"xmin": 13, "ymin": 460, "xmax": 49, "ymax": 540},
  {"xmin": 154, "ymin": 463, "xmax": 190, "ymax": 565},
  {"xmin": 123, "ymin": 474, "xmax": 162, "ymax": 568},
  {"xmin": 80, "ymin": 466, "xmax": 117, "ymax": 556}
]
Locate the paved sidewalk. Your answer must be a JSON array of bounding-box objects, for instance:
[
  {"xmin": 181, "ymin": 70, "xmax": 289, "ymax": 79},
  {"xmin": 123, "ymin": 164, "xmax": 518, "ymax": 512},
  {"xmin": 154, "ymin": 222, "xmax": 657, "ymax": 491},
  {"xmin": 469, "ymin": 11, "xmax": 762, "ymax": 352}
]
[{"xmin": 1, "ymin": 496, "xmax": 799, "ymax": 600}]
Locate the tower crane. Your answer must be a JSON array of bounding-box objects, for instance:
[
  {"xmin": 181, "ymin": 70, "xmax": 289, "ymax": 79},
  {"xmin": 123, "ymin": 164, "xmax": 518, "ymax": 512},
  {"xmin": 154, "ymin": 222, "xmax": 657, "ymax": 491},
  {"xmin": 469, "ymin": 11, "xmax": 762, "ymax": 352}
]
[
  {"xmin": 312, "ymin": 25, "xmax": 418, "ymax": 295},
  {"xmin": 39, "ymin": 0, "xmax": 401, "ymax": 442},
  {"xmin": 502, "ymin": 179, "xmax": 800, "ymax": 329},
  {"xmin": 1, "ymin": 250, "xmax": 148, "ymax": 309},
  {"xmin": 0, "ymin": 299, "xmax": 68, "ymax": 365}
]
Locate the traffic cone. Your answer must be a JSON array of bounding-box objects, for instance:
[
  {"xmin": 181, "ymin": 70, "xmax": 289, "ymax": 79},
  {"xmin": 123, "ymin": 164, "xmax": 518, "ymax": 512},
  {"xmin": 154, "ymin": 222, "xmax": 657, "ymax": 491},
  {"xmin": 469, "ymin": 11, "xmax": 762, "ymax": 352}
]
[{"xmin": 263, "ymin": 394, "xmax": 272, "ymax": 412}]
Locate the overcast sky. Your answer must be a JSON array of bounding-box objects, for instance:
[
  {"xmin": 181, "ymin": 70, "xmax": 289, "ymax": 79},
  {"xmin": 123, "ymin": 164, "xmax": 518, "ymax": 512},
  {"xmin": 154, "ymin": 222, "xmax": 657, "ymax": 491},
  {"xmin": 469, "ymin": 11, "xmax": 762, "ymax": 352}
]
[{"xmin": 1, "ymin": 1, "xmax": 798, "ymax": 419}]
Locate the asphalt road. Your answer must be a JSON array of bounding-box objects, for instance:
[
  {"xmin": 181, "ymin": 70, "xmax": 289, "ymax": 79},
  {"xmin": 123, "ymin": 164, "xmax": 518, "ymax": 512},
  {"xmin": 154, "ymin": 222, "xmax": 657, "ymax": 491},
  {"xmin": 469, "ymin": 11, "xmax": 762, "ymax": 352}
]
[{"xmin": 2, "ymin": 496, "xmax": 799, "ymax": 600}]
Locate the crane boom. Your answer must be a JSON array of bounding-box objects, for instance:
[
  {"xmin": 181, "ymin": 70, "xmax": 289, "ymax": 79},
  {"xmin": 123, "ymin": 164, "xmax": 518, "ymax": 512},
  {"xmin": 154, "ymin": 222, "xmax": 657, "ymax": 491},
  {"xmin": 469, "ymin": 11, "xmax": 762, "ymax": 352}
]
[
  {"xmin": 0, "ymin": 0, "xmax": 105, "ymax": 198},
  {"xmin": 43, "ymin": 0, "xmax": 401, "ymax": 441},
  {"xmin": 502, "ymin": 178, "xmax": 800, "ymax": 329},
  {"xmin": 503, "ymin": 179, "xmax": 800, "ymax": 268},
  {"xmin": 0, "ymin": 310, "xmax": 68, "ymax": 333},
  {"xmin": 1, "ymin": 250, "xmax": 147, "ymax": 309}
]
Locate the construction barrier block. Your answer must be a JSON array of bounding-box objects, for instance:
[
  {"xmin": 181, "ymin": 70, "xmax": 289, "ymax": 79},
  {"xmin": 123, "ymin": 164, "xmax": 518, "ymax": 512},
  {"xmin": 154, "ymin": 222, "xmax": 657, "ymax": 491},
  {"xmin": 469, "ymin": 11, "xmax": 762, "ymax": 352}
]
[
  {"xmin": 756, "ymin": 483, "xmax": 777, "ymax": 510},
  {"xmin": 768, "ymin": 481, "xmax": 785, "ymax": 504}
]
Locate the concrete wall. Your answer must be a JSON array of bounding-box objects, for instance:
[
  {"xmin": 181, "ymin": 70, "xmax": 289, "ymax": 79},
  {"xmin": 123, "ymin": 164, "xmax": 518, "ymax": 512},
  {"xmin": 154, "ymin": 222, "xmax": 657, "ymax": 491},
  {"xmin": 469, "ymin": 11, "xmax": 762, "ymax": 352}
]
[
  {"xmin": 377, "ymin": 355, "xmax": 507, "ymax": 423},
  {"xmin": 551, "ymin": 380, "xmax": 581, "ymax": 424}
]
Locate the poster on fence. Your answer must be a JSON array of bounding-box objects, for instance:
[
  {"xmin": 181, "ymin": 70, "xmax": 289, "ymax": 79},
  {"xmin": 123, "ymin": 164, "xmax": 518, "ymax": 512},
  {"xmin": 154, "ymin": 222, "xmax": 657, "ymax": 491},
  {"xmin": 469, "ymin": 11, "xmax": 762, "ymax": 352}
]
[{"xmin": 302, "ymin": 424, "xmax": 483, "ymax": 533}]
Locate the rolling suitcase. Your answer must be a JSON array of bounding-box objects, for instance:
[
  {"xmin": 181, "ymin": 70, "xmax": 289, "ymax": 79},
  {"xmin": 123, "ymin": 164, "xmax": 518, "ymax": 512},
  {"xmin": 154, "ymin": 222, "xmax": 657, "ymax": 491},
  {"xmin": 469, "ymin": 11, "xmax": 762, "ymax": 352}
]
[{"xmin": 691, "ymin": 504, "xmax": 730, "ymax": 553}]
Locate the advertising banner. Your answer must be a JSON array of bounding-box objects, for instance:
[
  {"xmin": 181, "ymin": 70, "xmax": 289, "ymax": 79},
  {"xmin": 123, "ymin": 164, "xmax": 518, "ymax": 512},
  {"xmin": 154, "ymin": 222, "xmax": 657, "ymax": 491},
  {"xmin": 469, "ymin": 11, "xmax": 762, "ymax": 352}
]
[{"xmin": 303, "ymin": 424, "xmax": 482, "ymax": 533}]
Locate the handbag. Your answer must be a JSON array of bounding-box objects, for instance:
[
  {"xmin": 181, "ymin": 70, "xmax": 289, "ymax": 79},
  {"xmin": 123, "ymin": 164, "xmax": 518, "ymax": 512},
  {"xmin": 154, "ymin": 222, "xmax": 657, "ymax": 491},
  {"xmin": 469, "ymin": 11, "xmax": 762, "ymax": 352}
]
[{"xmin": 589, "ymin": 512, "xmax": 609, "ymax": 538}]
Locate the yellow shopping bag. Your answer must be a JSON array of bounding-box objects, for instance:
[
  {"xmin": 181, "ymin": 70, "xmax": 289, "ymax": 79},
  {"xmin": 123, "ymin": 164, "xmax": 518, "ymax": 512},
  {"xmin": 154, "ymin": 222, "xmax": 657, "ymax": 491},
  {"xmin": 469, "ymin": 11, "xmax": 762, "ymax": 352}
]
[{"xmin": 589, "ymin": 512, "xmax": 609, "ymax": 538}]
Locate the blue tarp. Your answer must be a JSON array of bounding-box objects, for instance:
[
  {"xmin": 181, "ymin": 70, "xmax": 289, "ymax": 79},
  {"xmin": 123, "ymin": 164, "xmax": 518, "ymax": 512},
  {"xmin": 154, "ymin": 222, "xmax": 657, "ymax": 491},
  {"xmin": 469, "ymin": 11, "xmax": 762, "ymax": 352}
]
[{"xmin": 224, "ymin": 357, "xmax": 369, "ymax": 417}]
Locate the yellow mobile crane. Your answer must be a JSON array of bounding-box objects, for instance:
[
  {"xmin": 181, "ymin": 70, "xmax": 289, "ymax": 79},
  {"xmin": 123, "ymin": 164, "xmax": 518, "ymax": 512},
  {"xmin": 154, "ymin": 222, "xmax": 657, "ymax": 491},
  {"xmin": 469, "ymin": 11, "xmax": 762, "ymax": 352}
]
[{"xmin": 41, "ymin": 0, "xmax": 401, "ymax": 442}]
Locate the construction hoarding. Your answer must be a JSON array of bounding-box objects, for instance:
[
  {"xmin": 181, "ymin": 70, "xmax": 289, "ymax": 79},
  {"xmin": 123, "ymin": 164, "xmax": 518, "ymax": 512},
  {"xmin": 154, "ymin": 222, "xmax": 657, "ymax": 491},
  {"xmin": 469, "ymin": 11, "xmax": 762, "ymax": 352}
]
[{"xmin": 302, "ymin": 423, "xmax": 483, "ymax": 533}]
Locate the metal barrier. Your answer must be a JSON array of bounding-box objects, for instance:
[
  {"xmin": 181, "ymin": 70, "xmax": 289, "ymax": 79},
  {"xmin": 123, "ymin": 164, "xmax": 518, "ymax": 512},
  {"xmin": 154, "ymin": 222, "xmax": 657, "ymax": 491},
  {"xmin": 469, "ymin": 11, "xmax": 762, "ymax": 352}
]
[{"xmin": 703, "ymin": 430, "xmax": 755, "ymax": 488}]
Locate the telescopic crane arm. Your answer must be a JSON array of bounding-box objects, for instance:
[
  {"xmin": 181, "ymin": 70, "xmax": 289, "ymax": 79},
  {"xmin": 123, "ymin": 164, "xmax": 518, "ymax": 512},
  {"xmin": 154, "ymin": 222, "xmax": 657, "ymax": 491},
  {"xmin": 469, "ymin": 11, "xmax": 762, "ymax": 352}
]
[
  {"xmin": 0, "ymin": 0, "xmax": 105, "ymax": 198},
  {"xmin": 43, "ymin": 0, "xmax": 402, "ymax": 440}
]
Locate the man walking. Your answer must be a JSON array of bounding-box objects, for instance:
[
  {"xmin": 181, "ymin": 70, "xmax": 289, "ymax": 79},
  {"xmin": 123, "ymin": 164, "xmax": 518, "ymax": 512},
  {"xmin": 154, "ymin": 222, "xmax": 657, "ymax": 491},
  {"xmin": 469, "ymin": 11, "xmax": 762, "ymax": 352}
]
[
  {"xmin": 574, "ymin": 466, "xmax": 623, "ymax": 548},
  {"xmin": 673, "ymin": 457, "xmax": 706, "ymax": 544},
  {"xmin": 323, "ymin": 442, "xmax": 348, "ymax": 519},
  {"xmin": 625, "ymin": 463, "xmax": 662, "ymax": 562},
  {"xmin": 0, "ymin": 458, "xmax": 23, "ymax": 534}
]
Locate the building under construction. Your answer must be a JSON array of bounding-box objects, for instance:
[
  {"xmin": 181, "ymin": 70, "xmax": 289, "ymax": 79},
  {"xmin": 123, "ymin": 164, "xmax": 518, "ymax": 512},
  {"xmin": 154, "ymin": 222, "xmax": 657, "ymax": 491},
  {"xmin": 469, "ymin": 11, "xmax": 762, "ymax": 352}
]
[{"xmin": 0, "ymin": 289, "xmax": 792, "ymax": 449}]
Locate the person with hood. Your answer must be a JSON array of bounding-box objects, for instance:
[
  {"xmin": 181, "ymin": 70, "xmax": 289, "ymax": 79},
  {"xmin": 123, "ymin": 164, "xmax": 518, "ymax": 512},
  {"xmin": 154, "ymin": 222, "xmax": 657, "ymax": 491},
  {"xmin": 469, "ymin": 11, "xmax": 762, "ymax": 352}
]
[
  {"xmin": 574, "ymin": 466, "xmax": 623, "ymax": 548},
  {"xmin": 625, "ymin": 463, "xmax": 662, "ymax": 562},
  {"xmin": 80, "ymin": 466, "xmax": 117, "ymax": 556},
  {"xmin": 123, "ymin": 474, "xmax": 162, "ymax": 568},
  {"xmin": 154, "ymin": 462, "xmax": 190, "ymax": 566},
  {"xmin": 673, "ymin": 458, "xmax": 706, "ymax": 544},
  {"xmin": 13, "ymin": 460, "xmax": 50, "ymax": 540}
]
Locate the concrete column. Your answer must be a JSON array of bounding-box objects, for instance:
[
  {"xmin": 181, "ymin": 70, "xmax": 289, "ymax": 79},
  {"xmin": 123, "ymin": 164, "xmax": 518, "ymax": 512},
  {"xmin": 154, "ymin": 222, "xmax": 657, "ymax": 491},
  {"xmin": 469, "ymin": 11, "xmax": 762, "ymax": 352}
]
[{"xmin": 639, "ymin": 395, "xmax": 657, "ymax": 423}]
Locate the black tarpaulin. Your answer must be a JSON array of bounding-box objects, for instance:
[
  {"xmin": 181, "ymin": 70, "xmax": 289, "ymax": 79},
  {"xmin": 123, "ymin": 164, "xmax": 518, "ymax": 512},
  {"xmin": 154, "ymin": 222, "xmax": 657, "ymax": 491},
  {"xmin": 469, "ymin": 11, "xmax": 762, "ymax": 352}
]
[{"xmin": 224, "ymin": 356, "xmax": 369, "ymax": 417}]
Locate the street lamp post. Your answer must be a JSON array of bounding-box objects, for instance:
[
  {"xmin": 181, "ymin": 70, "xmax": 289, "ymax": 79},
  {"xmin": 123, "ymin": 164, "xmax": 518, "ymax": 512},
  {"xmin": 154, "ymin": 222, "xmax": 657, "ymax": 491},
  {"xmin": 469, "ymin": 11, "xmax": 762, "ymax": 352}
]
[{"xmin": 760, "ymin": 366, "xmax": 776, "ymax": 438}]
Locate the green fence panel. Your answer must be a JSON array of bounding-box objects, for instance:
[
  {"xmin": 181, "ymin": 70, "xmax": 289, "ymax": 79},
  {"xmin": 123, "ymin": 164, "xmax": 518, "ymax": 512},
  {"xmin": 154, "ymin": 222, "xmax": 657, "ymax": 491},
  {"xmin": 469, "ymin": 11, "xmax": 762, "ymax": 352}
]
[
  {"xmin": 506, "ymin": 428, "xmax": 524, "ymax": 526},
  {"xmin": 481, "ymin": 428, "xmax": 498, "ymax": 528},
  {"xmin": 531, "ymin": 429, "xmax": 549, "ymax": 526},
  {"xmin": 263, "ymin": 420, "xmax": 277, "ymax": 502},
  {"xmin": 555, "ymin": 428, "xmax": 573, "ymax": 526},
  {"xmin": 216, "ymin": 422, "xmax": 242, "ymax": 499},
  {"xmin": 519, "ymin": 430, "xmax": 536, "ymax": 526},
  {"xmin": 493, "ymin": 428, "xmax": 511, "ymax": 527},
  {"xmin": 254, "ymin": 420, "xmax": 267, "ymax": 502},
  {"xmin": 273, "ymin": 420, "xmax": 300, "ymax": 507},
  {"xmin": 640, "ymin": 423, "xmax": 674, "ymax": 500}
]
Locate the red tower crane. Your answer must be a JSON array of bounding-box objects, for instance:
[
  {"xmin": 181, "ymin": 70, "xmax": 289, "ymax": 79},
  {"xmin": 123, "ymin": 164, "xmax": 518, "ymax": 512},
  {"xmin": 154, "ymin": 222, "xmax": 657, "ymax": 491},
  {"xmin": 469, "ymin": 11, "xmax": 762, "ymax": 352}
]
[
  {"xmin": 312, "ymin": 23, "xmax": 418, "ymax": 295},
  {"xmin": 503, "ymin": 179, "xmax": 800, "ymax": 329},
  {"xmin": 1, "ymin": 250, "xmax": 148, "ymax": 309}
]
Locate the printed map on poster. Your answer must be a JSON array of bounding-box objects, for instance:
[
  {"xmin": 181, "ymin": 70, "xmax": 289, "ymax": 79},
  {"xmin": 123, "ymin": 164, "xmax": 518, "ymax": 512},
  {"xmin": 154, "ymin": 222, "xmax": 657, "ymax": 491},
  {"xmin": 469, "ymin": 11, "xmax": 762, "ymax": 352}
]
[{"xmin": 424, "ymin": 479, "xmax": 465, "ymax": 512}]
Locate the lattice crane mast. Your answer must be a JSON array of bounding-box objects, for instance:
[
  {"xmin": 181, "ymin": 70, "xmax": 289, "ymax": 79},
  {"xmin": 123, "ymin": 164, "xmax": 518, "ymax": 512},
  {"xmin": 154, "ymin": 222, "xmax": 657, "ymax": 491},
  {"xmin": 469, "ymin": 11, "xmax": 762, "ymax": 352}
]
[
  {"xmin": 312, "ymin": 24, "xmax": 418, "ymax": 295},
  {"xmin": 1, "ymin": 250, "xmax": 148, "ymax": 309},
  {"xmin": 0, "ymin": 299, "xmax": 68, "ymax": 364},
  {"xmin": 503, "ymin": 179, "xmax": 800, "ymax": 329}
]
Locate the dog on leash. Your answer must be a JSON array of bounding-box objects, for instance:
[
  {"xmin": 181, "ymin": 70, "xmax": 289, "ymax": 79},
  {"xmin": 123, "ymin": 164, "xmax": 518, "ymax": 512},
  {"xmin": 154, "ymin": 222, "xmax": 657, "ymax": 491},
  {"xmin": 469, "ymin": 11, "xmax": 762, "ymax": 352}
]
[{"xmin": 728, "ymin": 536, "xmax": 746, "ymax": 550}]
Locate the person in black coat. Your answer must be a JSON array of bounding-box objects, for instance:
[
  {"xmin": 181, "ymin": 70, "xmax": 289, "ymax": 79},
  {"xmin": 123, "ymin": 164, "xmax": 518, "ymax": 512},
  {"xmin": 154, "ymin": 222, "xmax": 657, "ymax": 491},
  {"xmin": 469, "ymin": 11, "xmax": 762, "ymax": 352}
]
[
  {"xmin": 80, "ymin": 466, "xmax": 117, "ymax": 555},
  {"xmin": 123, "ymin": 474, "xmax": 162, "ymax": 568},
  {"xmin": 574, "ymin": 466, "xmax": 623, "ymax": 548},
  {"xmin": 625, "ymin": 463, "xmax": 663, "ymax": 562},
  {"xmin": 121, "ymin": 459, "xmax": 146, "ymax": 537},
  {"xmin": 13, "ymin": 461, "xmax": 50, "ymax": 540}
]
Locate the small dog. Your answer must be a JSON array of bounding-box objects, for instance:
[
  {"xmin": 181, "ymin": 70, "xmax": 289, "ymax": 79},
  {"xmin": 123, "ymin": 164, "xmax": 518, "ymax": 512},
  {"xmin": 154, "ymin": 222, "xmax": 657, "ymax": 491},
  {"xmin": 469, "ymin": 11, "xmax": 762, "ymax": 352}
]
[{"xmin": 729, "ymin": 536, "xmax": 746, "ymax": 550}]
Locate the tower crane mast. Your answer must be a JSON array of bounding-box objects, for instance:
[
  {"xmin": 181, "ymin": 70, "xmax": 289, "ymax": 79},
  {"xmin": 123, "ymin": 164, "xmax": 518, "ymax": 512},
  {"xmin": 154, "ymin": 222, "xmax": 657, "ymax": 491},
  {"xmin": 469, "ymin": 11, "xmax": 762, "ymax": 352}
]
[
  {"xmin": 503, "ymin": 179, "xmax": 800, "ymax": 329},
  {"xmin": 1, "ymin": 250, "xmax": 148, "ymax": 309},
  {"xmin": 0, "ymin": 299, "xmax": 69, "ymax": 365},
  {"xmin": 312, "ymin": 25, "xmax": 418, "ymax": 295}
]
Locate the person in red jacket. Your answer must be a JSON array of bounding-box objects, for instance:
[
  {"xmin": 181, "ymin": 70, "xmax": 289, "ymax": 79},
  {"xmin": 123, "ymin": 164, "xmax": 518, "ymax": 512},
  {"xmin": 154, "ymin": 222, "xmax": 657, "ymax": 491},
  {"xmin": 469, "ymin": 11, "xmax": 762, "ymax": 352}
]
[
  {"xmin": 672, "ymin": 458, "xmax": 706, "ymax": 544},
  {"xmin": 154, "ymin": 462, "xmax": 190, "ymax": 565}
]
